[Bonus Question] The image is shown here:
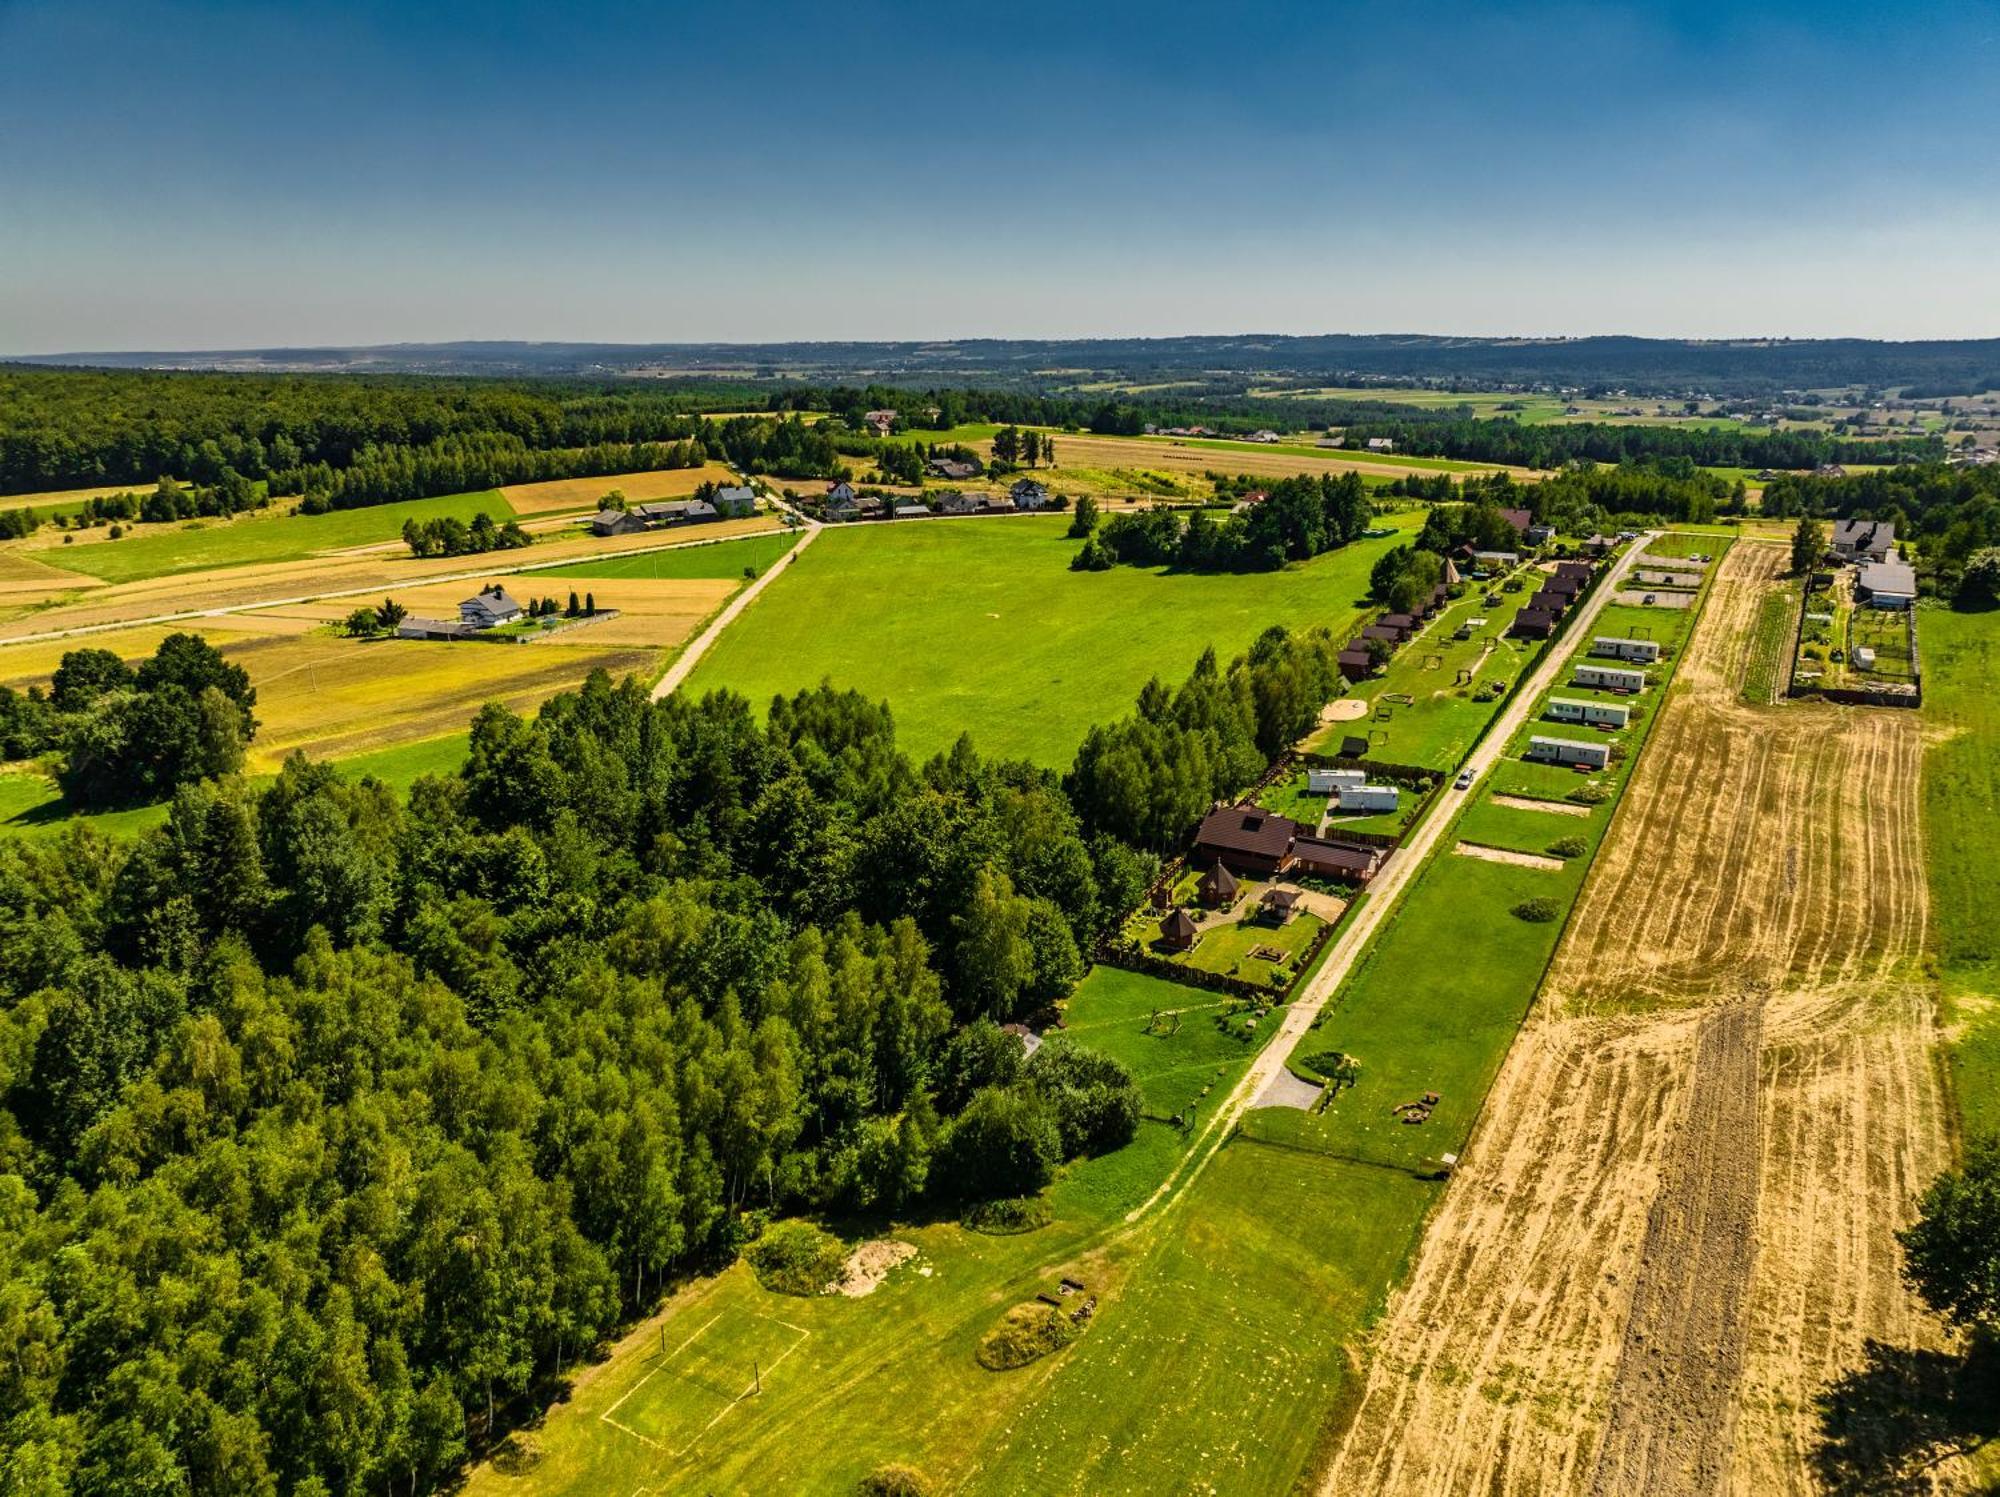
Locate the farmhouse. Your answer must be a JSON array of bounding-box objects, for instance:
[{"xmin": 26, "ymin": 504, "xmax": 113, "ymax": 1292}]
[
  {"xmin": 1498, "ymin": 508, "xmax": 1534, "ymax": 536},
  {"xmin": 933, "ymin": 490, "xmax": 981, "ymax": 515},
  {"xmin": 1857, "ymin": 558, "xmax": 1917, "ymax": 608},
  {"xmin": 1194, "ymin": 805, "xmax": 1298, "ymax": 877},
  {"xmin": 1510, "ymin": 608, "xmax": 1557, "ymax": 640},
  {"xmin": 1525, "ymin": 523, "xmax": 1557, "ymax": 546},
  {"xmin": 927, "ymin": 457, "xmax": 980, "ymax": 480},
  {"xmin": 825, "ymin": 480, "xmax": 857, "ymax": 505},
  {"xmin": 1010, "ymin": 479, "xmax": 1052, "ymax": 509},
  {"xmin": 459, "ymin": 586, "xmax": 523, "ymax": 629},
  {"xmin": 713, "ymin": 486, "xmax": 758, "ymax": 516},
  {"xmin": 825, "ymin": 494, "xmax": 861, "ymax": 520},
  {"xmin": 1526, "ymin": 734, "xmax": 1612, "ymax": 770},
  {"xmin": 982, "ymin": 493, "xmax": 1018, "ymax": 513},
  {"xmin": 894, "ymin": 503, "xmax": 930, "ymax": 519},
  {"xmin": 1832, "ymin": 519, "xmax": 1896, "ymax": 562},
  {"xmin": 1307, "ymin": 767, "xmax": 1365, "ymax": 794},
  {"xmin": 1336, "ymin": 782, "xmax": 1400, "ymax": 813},
  {"xmin": 1366, "ymin": 437, "xmax": 1396, "ymax": 452},
  {"xmin": 1193, "ymin": 804, "xmax": 1385, "ymax": 884},
  {"xmin": 864, "ymin": 409, "xmax": 897, "ymax": 437},
  {"xmin": 1574, "ymin": 663, "xmax": 1647, "ymax": 692},
  {"xmin": 1591, "ymin": 636, "xmax": 1661, "ymax": 663},
  {"xmin": 1546, "ymin": 697, "xmax": 1630, "ymax": 729},
  {"xmin": 590, "ymin": 508, "xmax": 649, "ymax": 537}
]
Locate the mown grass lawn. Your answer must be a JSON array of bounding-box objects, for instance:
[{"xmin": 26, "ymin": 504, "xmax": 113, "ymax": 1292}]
[
  {"xmin": 38, "ymin": 490, "xmax": 516, "ymax": 583},
  {"xmin": 1060, "ymin": 966, "xmax": 1264, "ymax": 1118},
  {"xmin": 680, "ymin": 513, "xmax": 1418, "ymax": 766},
  {"xmin": 1918, "ymin": 607, "xmax": 2000, "ymax": 1138}
]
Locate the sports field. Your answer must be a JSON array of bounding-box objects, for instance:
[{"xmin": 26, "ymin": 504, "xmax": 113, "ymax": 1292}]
[{"xmin": 680, "ymin": 514, "xmax": 1418, "ymax": 766}]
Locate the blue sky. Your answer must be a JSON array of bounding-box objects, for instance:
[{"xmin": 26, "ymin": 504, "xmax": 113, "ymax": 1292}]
[{"xmin": 3, "ymin": 0, "xmax": 1997, "ymax": 350}]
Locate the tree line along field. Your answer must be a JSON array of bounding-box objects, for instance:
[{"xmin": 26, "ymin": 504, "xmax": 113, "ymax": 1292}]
[
  {"xmin": 1326, "ymin": 540, "xmax": 1960, "ymax": 1495},
  {"xmin": 680, "ymin": 513, "xmax": 1420, "ymax": 767}
]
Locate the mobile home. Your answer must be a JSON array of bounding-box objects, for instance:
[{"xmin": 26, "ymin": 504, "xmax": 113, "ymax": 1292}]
[
  {"xmin": 1336, "ymin": 783, "xmax": 1401, "ymax": 814},
  {"xmin": 1525, "ymin": 735, "xmax": 1612, "ymax": 770},
  {"xmin": 1545, "ymin": 698, "xmax": 1630, "ymax": 729},
  {"xmin": 1307, "ymin": 767, "xmax": 1366, "ymax": 795},
  {"xmin": 1574, "ymin": 663, "xmax": 1646, "ymax": 692},
  {"xmin": 1590, "ymin": 636, "xmax": 1661, "ymax": 663}
]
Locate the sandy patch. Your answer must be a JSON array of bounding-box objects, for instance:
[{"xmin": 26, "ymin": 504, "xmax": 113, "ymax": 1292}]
[
  {"xmin": 1491, "ymin": 793, "xmax": 1592, "ymax": 817},
  {"xmin": 1320, "ymin": 697, "xmax": 1370, "ymax": 723},
  {"xmin": 832, "ymin": 1239, "xmax": 917, "ymax": 1297},
  {"xmin": 1253, "ymin": 1068, "xmax": 1324, "ymax": 1111},
  {"xmin": 1453, "ymin": 841, "xmax": 1565, "ymax": 872}
]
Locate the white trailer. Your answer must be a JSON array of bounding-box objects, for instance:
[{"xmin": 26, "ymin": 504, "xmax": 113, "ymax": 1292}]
[
  {"xmin": 1574, "ymin": 663, "xmax": 1646, "ymax": 692},
  {"xmin": 1337, "ymin": 782, "xmax": 1401, "ymax": 813},
  {"xmin": 1307, "ymin": 767, "xmax": 1366, "ymax": 794},
  {"xmin": 1590, "ymin": 636, "xmax": 1661, "ymax": 663},
  {"xmin": 1545, "ymin": 697, "xmax": 1630, "ymax": 729},
  {"xmin": 1526, "ymin": 735, "xmax": 1612, "ymax": 770}
]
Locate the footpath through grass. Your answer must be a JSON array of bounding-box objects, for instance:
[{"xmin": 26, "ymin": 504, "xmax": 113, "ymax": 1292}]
[
  {"xmin": 35, "ymin": 490, "xmax": 515, "ymax": 583},
  {"xmin": 1919, "ymin": 607, "xmax": 2000, "ymax": 1140},
  {"xmin": 681, "ymin": 513, "xmax": 1417, "ymax": 766}
]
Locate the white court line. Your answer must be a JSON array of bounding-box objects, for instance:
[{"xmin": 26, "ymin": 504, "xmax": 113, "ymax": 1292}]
[
  {"xmin": 598, "ymin": 1310, "xmax": 724, "ymax": 1443},
  {"xmin": 674, "ymin": 1320, "xmax": 813, "ymax": 1458}
]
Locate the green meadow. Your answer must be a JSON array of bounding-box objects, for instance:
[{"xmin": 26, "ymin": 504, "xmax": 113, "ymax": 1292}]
[
  {"xmin": 40, "ymin": 490, "xmax": 515, "ymax": 583},
  {"xmin": 533, "ymin": 529, "xmax": 800, "ymax": 580},
  {"xmin": 681, "ymin": 513, "xmax": 1419, "ymax": 766},
  {"xmin": 1918, "ymin": 607, "xmax": 2000, "ymax": 1139}
]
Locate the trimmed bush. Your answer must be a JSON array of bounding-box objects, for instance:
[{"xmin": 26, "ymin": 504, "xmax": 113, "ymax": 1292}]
[
  {"xmin": 1512, "ymin": 896, "xmax": 1561, "ymax": 923},
  {"xmin": 745, "ymin": 1220, "xmax": 847, "ymax": 1296},
  {"xmin": 1547, "ymin": 835, "xmax": 1588, "ymax": 859},
  {"xmin": 859, "ymin": 1466, "xmax": 934, "ymax": 1497},
  {"xmin": 962, "ymin": 1196, "xmax": 1054, "ymax": 1235},
  {"xmin": 977, "ymin": 1302, "xmax": 1080, "ymax": 1371}
]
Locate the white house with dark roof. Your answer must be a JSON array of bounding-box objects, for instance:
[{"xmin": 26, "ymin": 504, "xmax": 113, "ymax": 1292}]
[
  {"xmin": 1831, "ymin": 519, "xmax": 1896, "ymax": 563},
  {"xmin": 459, "ymin": 587, "xmax": 523, "ymax": 629}
]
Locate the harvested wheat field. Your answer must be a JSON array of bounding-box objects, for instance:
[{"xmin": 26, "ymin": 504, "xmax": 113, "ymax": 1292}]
[
  {"xmin": 0, "ymin": 517, "xmax": 778, "ymax": 643},
  {"xmin": 1324, "ymin": 541, "xmax": 1957, "ymax": 1497},
  {"xmin": 499, "ymin": 463, "xmax": 740, "ymax": 515},
  {"xmin": 1039, "ymin": 431, "xmax": 1543, "ymax": 484}
]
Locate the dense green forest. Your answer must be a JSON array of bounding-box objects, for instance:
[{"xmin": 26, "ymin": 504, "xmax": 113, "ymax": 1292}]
[
  {"xmin": 0, "ymin": 368, "xmax": 1943, "ymax": 517},
  {"xmin": 0, "ymin": 617, "xmax": 1354, "ymax": 1491}
]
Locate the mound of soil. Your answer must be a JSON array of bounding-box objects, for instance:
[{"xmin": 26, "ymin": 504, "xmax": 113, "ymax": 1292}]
[
  {"xmin": 834, "ymin": 1239, "xmax": 917, "ymax": 1297},
  {"xmin": 977, "ymin": 1302, "xmax": 1080, "ymax": 1371}
]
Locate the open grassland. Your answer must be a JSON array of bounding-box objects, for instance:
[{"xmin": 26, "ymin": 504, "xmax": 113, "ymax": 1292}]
[
  {"xmin": 680, "ymin": 514, "xmax": 1417, "ymax": 766},
  {"xmin": 462, "ymin": 964, "xmax": 1344, "ymax": 1496},
  {"xmin": 1326, "ymin": 541, "xmax": 1956, "ymax": 1497},
  {"xmin": 0, "ymin": 515, "xmax": 780, "ymax": 643},
  {"xmin": 1062, "ymin": 966, "xmax": 1268, "ymax": 1120},
  {"xmin": 499, "ymin": 463, "xmax": 742, "ymax": 515},
  {"xmin": 534, "ymin": 530, "xmax": 799, "ymax": 580},
  {"xmin": 1919, "ymin": 607, "xmax": 2000, "ymax": 1140},
  {"xmin": 22, "ymin": 491, "xmax": 517, "ymax": 584}
]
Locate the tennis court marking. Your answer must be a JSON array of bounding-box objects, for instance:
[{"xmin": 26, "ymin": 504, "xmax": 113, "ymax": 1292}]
[{"xmin": 599, "ymin": 1309, "xmax": 811, "ymax": 1457}]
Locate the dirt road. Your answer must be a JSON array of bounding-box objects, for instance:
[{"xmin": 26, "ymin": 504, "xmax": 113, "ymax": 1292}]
[
  {"xmin": 1324, "ymin": 541, "xmax": 1954, "ymax": 1496},
  {"xmin": 651, "ymin": 519, "xmax": 819, "ymax": 699}
]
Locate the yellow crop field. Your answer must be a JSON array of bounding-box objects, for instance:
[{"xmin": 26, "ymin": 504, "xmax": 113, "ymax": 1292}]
[{"xmin": 501, "ymin": 464, "xmax": 741, "ymax": 515}]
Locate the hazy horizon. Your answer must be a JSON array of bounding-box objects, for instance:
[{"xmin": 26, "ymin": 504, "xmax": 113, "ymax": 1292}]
[{"xmin": 5, "ymin": 0, "xmax": 1998, "ymax": 351}]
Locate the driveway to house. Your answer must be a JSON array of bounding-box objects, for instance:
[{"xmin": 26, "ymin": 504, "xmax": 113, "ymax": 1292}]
[
  {"xmin": 1126, "ymin": 533, "xmax": 1653, "ymax": 1223},
  {"xmin": 651, "ymin": 514, "xmax": 819, "ymax": 700}
]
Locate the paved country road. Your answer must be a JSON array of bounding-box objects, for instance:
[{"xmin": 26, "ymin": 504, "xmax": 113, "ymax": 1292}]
[{"xmin": 1125, "ymin": 532, "xmax": 1655, "ymax": 1224}]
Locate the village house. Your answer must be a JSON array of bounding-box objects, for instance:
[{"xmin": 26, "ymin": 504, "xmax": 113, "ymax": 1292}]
[
  {"xmin": 864, "ymin": 409, "xmax": 897, "ymax": 437},
  {"xmin": 713, "ymin": 485, "xmax": 758, "ymax": 517},
  {"xmin": 1831, "ymin": 519, "xmax": 1896, "ymax": 563},
  {"xmin": 933, "ymin": 490, "xmax": 982, "ymax": 515},
  {"xmin": 1365, "ymin": 436, "xmax": 1396, "ymax": 452},
  {"xmin": 590, "ymin": 507, "xmax": 649, "ymax": 537},
  {"xmin": 894, "ymin": 502, "xmax": 930, "ymax": 519},
  {"xmin": 927, "ymin": 457, "xmax": 981, "ymax": 481},
  {"xmin": 459, "ymin": 586, "xmax": 523, "ymax": 629},
  {"xmin": 1192, "ymin": 804, "xmax": 1386, "ymax": 885},
  {"xmin": 1857, "ymin": 558, "xmax": 1917, "ymax": 608},
  {"xmin": 825, "ymin": 480, "xmax": 857, "ymax": 506},
  {"xmin": 1009, "ymin": 478, "xmax": 1052, "ymax": 509}
]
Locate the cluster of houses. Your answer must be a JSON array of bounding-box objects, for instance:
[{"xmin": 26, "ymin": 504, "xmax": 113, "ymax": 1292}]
[
  {"xmin": 823, "ymin": 477, "xmax": 1054, "ymax": 522},
  {"xmin": 589, "ymin": 486, "xmax": 757, "ymax": 537},
  {"xmin": 1153, "ymin": 860, "xmax": 1311, "ymax": 951},
  {"xmin": 1831, "ymin": 520, "xmax": 1916, "ymax": 609},
  {"xmin": 1521, "ymin": 631, "xmax": 1660, "ymax": 771},
  {"xmin": 1509, "ymin": 559, "xmax": 1594, "ymax": 641},
  {"xmin": 397, "ymin": 585, "xmax": 527, "ymax": 641},
  {"xmin": 1336, "ymin": 561, "xmax": 1458, "ymax": 680},
  {"xmin": 1155, "ymin": 800, "xmax": 1387, "ymax": 953}
]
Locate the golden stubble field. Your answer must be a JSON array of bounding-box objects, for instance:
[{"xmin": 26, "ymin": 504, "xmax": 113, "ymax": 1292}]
[
  {"xmin": 1038, "ymin": 431, "xmax": 1544, "ymax": 484},
  {"xmin": 1323, "ymin": 542, "xmax": 1956, "ymax": 1497},
  {"xmin": 500, "ymin": 463, "xmax": 742, "ymax": 515},
  {"xmin": 0, "ymin": 573, "xmax": 738, "ymax": 769}
]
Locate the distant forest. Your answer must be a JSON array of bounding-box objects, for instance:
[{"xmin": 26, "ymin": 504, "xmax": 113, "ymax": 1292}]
[
  {"xmin": 15, "ymin": 332, "xmax": 2000, "ymax": 398},
  {"xmin": 0, "ymin": 367, "xmax": 1942, "ymax": 507}
]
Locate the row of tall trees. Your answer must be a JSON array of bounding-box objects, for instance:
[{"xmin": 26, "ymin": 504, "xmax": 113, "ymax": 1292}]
[
  {"xmin": 401, "ymin": 511, "xmax": 530, "ymax": 558},
  {"xmin": 1075, "ymin": 473, "xmax": 1372, "ymax": 574}
]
